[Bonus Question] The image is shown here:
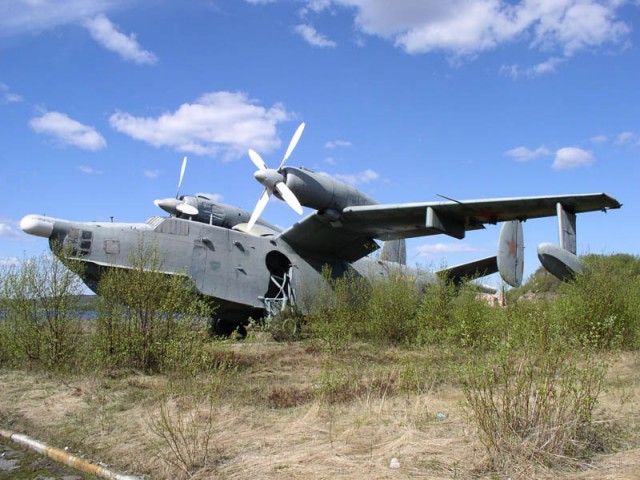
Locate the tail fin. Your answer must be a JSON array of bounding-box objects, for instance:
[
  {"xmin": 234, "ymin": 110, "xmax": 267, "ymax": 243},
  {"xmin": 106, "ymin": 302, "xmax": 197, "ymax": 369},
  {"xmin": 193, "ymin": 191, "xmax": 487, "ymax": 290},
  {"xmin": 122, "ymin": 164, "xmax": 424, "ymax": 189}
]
[
  {"xmin": 380, "ymin": 239, "xmax": 406, "ymax": 265},
  {"xmin": 498, "ymin": 220, "xmax": 524, "ymax": 287},
  {"xmin": 537, "ymin": 202, "xmax": 584, "ymax": 281}
]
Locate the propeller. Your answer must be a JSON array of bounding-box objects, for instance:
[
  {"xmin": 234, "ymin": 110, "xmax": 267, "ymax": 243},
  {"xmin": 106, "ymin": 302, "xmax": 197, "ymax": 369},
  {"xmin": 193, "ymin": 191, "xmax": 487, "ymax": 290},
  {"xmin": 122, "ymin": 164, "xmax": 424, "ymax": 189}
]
[
  {"xmin": 154, "ymin": 156, "xmax": 200, "ymax": 217},
  {"xmin": 176, "ymin": 155, "xmax": 187, "ymax": 199},
  {"xmin": 246, "ymin": 123, "xmax": 305, "ymax": 231}
]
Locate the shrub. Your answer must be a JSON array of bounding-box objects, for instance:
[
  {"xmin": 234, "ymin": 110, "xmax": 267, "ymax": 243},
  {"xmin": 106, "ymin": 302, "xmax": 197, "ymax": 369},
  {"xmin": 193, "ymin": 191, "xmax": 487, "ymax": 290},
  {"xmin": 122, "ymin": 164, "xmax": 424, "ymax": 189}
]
[
  {"xmin": 306, "ymin": 268, "xmax": 425, "ymax": 348},
  {"xmin": 305, "ymin": 268, "xmax": 371, "ymax": 352},
  {"xmin": 415, "ymin": 282, "xmax": 503, "ymax": 349},
  {"xmin": 0, "ymin": 249, "xmax": 85, "ymax": 370},
  {"xmin": 412, "ymin": 280, "xmax": 458, "ymax": 346},
  {"xmin": 365, "ymin": 274, "xmax": 419, "ymax": 345},
  {"xmin": 148, "ymin": 379, "xmax": 224, "ymax": 477},
  {"xmin": 552, "ymin": 255, "xmax": 640, "ymax": 349},
  {"xmin": 94, "ymin": 241, "xmax": 213, "ymax": 374},
  {"xmin": 463, "ymin": 343, "xmax": 608, "ymax": 473}
]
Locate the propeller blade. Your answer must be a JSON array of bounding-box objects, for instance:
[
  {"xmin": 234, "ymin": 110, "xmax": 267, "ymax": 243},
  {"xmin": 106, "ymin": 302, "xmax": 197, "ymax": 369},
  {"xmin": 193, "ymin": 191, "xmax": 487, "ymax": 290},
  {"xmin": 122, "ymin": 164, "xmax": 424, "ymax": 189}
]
[
  {"xmin": 275, "ymin": 182, "xmax": 303, "ymax": 215},
  {"xmin": 176, "ymin": 203, "xmax": 199, "ymax": 216},
  {"xmin": 248, "ymin": 149, "xmax": 267, "ymax": 171},
  {"xmin": 247, "ymin": 189, "xmax": 270, "ymax": 232},
  {"xmin": 279, "ymin": 122, "xmax": 305, "ymax": 169},
  {"xmin": 176, "ymin": 156, "xmax": 188, "ymax": 199}
]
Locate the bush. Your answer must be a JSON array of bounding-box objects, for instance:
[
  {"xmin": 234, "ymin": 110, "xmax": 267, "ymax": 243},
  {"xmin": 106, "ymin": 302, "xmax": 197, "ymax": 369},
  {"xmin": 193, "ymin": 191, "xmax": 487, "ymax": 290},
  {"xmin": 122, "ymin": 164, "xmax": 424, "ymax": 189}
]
[
  {"xmin": 305, "ymin": 268, "xmax": 371, "ymax": 352},
  {"xmin": 415, "ymin": 282, "xmax": 503, "ymax": 349},
  {"xmin": 463, "ymin": 343, "xmax": 608, "ymax": 474},
  {"xmin": 551, "ymin": 255, "xmax": 640, "ymax": 349},
  {"xmin": 94, "ymin": 241, "xmax": 214, "ymax": 374},
  {"xmin": 0, "ymin": 249, "xmax": 85, "ymax": 370},
  {"xmin": 365, "ymin": 274, "xmax": 419, "ymax": 345},
  {"xmin": 306, "ymin": 268, "xmax": 424, "ymax": 348},
  {"xmin": 148, "ymin": 377, "xmax": 226, "ymax": 477}
]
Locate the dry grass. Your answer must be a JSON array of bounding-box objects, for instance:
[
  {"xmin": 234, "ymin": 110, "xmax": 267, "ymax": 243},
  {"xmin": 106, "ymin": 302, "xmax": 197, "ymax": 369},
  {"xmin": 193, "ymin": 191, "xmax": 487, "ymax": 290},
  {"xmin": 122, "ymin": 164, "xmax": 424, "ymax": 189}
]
[{"xmin": 0, "ymin": 344, "xmax": 638, "ymax": 479}]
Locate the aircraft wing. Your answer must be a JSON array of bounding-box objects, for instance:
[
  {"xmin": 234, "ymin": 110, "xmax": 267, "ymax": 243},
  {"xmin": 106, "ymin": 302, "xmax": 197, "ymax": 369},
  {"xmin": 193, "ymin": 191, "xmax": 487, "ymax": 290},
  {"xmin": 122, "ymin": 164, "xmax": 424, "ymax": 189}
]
[{"xmin": 278, "ymin": 193, "xmax": 621, "ymax": 263}]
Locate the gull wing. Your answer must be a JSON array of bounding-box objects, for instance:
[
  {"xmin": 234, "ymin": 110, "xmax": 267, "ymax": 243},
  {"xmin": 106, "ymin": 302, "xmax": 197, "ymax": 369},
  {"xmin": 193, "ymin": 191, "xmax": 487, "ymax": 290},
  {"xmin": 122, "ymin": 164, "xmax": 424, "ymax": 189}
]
[{"xmin": 278, "ymin": 193, "xmax": 621, "ymax": 263}]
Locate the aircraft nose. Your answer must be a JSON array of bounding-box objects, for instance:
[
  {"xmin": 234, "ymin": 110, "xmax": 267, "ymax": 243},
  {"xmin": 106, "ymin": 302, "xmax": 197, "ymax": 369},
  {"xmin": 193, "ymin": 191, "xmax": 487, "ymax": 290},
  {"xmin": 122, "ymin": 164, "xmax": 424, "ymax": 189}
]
[{"xmin": 20, "ymin": 214, "xmax": 55, "ymax": 238}]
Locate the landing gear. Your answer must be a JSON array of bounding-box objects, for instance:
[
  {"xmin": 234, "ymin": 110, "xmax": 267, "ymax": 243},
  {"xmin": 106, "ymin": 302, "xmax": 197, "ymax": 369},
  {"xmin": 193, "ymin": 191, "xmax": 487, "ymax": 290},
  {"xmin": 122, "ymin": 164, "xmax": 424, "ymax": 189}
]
[
  {"xmin": 210, "ymin": 318, "xmax": 247, "ymax": 338},
  {"xmin": 262, "ymin": 251, "xmax": 296, "ymax": 318},
  {"xmin": 269, "ymin": 308, "xmax": 304, "ymax": 342},
  {"xmin": 262, "ymin": 251, "xmax": 303, "ymax": 341}
]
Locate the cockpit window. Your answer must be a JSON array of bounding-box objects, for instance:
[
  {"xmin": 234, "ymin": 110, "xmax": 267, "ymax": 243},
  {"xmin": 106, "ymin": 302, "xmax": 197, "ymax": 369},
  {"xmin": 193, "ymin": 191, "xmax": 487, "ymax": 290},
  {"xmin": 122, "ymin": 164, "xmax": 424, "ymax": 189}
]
[{"xmin": 65, "ymin": 228, "xmax": 92, "ymax": 257}]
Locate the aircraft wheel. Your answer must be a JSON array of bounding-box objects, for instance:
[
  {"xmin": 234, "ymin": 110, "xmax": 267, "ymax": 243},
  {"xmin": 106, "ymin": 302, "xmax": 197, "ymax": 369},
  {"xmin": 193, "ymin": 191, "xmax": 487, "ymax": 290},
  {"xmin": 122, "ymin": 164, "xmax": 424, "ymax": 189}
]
[
  {"xmin": 281, "ymin": 318, "xmax": 298, "ymax": 337},
  {"xmin": 236, "ymin": 323, "xmax": 248, "ymax": 338},
  {"xmin": 211, "ymin": 318, "xmax": 234, "ymax": 337},
  {"xmin": 270, "ymin": 310, "xmax": 302, "ymax": 342},
  {"xmin": 211, "ymin": 318, "xmax": 248, "ymax": 338}
]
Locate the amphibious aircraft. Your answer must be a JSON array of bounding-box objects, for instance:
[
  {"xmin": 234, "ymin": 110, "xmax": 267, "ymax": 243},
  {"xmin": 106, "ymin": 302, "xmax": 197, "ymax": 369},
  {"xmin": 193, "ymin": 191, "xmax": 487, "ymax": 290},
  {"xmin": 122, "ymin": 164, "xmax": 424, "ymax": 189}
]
[{"xmin": 20, "ymin": 123, "xmax": 621, "ymax": 335}]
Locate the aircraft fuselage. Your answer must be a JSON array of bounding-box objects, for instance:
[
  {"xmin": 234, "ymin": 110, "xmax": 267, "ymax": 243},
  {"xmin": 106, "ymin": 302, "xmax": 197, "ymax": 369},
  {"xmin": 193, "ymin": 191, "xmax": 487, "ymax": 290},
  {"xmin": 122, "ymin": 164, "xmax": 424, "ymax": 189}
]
[{"xmin": 20, "ymin": 214, "xmax": 422, "ymax": 330}]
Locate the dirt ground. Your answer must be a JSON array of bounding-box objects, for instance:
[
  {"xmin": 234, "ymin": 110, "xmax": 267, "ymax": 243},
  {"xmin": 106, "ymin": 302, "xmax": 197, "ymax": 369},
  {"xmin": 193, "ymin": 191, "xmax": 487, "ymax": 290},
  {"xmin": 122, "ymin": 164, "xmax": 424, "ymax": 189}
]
[{"xmin": 0, "ymin": 343, "xmax": 639, "ymax": 480}]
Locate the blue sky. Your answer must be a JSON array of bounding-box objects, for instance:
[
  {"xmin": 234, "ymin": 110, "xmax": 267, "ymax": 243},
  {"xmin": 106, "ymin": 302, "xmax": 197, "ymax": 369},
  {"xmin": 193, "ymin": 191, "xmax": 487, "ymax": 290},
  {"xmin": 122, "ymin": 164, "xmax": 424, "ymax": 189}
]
[{"xmin": 1, "ymin": 0, "xmax": 638, "ymax": 285}]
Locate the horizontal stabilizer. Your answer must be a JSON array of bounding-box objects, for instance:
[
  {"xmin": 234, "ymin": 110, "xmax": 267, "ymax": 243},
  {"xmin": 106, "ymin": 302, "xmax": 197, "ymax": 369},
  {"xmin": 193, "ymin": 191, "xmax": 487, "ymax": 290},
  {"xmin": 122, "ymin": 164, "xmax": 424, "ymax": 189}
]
[{"xmin": 437, "ymin": 255, "xmax": 498, "ymax": 286}]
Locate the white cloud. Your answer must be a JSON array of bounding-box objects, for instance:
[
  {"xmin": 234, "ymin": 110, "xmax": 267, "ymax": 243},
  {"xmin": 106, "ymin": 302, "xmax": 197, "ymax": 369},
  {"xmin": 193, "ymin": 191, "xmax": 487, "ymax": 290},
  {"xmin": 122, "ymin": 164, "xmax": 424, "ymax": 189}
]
[
  {"xmin": 144, "ymin": 169, "xmax": 161, "ymax": 179},
  {"xmin": 505, "ymin": 145, "xmax": 552, "ymax": 161},
  {"xmin": 415, "ymin": 243, "xmax": 486, "ymax": 258},
  {"xmin": 324, "ymin": 139, "xmax": 352, "ymax": 149},
  {"xmin": 590, "ymin": 134, "xmax": 608, "ymax": 144},
  {"xmin": 0, "ymin": 83, "xmax": 23, "ymax": 103},
  {"xmin": 615, "ymin": 131, "xmax": 635, "ymax": 145},
  {"xmin": 83, "ymin": 14, "xmax": 157, "ymax": 65},
  {"xmin": 332, "ymin": 169, "xmax": 379, "ymax": 185},
  {"xmin": 30, "ymin": 111, "xmax": 107, "ymax": 151},
  {"xmin": 4, "ymin": 92, "xmax": 23, "ymax": 103},
  {"xmin": 528, "ymin": 56, "xmax": 564, "ymax": 76},
  {"xmin": 552, "ymin": 147, "xmax": 595, "ymax": 170},
  {"xmin": 0, "ymin": 0, "xmax": 124, "ymax": 36},
  {"xmin": 324, "ymin": 156, "xmax": 337, "ymax": 165},
  {"xmin": 294, "ymin": 24, "xmax": 337, "ymax": 48},
  {"xmin": 293, "ymin": 0, "xmax": 631, "ymax": 59},
  {"xmin": 529, "ymin": 0, "xmax": 629, "ymax": 55},
  {"xmin": 0, "ymin": 218, "xmax": 23, "ymax": 240},
  {"xmin": 109, "ymin": 91, "xmax": 291, "ymax": 160},
  {"xmin": 78, "ymin": 165, "xmax": 104, "ymax": 174},
  {"xmin": 500, "ymin": 64, "xmax": 521, "ymax": 79}
]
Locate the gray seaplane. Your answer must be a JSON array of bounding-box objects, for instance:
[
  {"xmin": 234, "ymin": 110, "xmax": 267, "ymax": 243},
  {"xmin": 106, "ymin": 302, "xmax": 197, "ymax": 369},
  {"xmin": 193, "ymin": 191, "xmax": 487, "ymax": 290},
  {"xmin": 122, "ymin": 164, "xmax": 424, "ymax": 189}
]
[{"xmin": 21, "ymin": 123, "xmax": 621, "ymax": 335}]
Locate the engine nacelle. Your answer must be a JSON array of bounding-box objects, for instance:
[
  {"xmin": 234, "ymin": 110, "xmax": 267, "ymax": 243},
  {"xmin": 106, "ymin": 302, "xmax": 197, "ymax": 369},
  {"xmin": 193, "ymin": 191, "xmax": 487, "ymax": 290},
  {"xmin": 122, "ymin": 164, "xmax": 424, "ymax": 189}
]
[
  {"xmin": 283, "ymin": 167, "xmax": 377, "ymax": 211},
  {"xmin": 176, "ymin": 195, "xmax": 277, "ymax": 231}
]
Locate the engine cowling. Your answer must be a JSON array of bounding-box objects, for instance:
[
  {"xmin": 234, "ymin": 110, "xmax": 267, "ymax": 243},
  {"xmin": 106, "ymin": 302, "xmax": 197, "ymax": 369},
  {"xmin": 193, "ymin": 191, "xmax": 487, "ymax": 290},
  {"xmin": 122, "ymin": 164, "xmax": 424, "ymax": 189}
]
[
  {"xmin": 175, "ymin": 195, "xmax": 278, "ymax": 231},
  {"xmin": 283, "ymin": 167, "xmax": 377, "ymax": 211}
]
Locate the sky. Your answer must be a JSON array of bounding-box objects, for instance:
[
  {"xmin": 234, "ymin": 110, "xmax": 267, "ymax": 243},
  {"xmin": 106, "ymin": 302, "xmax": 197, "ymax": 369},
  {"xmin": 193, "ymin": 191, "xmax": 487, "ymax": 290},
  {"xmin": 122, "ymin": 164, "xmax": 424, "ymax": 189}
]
[{"xmin": 0, "ymin": 0, "xmax": 639, "ymax": 287}]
